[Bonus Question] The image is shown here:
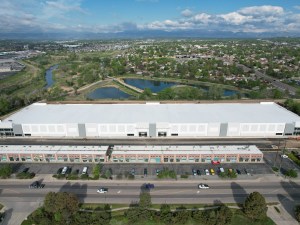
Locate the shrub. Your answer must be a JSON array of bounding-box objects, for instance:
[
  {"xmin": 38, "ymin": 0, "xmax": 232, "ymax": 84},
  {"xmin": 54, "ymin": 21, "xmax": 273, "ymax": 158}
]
[
  {"xmin": 0, "ymin": 165, "xmax": 12, "ymax": 178},
  {"xmin": 180, "ymin": 174, "xmax": 189, "ymax": 179},
  {"xmin": 128, "ymin": 174, "xmax": 135, "ymax": 180},
  {"xmin": 272, "ymin": 167, "xmax": 279, "ymax": 172},
  {"xmin": 285, "ymin": 169, "xmax": 298, "ymax": 178},
  {"xmin": 274, "ymin": 206, "xmax": 280, "ymax": 213},
  {"xmin": 116, "ymin": 173, "xmax": 123, "ymax": 180},
  {"xmin": 157, "ymin": 168, "xmax": 177, "ymax": 179},
  {"xmin": 80, "ymin": 174, "xmax": 89, "ymax": 180},
  {"xmin": 16, "ymin": 172, "xmax": 35, "ymax": 179}
]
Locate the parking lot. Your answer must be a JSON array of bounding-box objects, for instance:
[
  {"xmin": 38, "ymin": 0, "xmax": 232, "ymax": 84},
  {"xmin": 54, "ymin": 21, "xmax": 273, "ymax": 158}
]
[
  {"xmin": 1, "ymin": 161, "xmax": 274, "ymax": 178},
  {"xmin": 263, "ymin": 151, "xmax": 300, "ymax": 173}
]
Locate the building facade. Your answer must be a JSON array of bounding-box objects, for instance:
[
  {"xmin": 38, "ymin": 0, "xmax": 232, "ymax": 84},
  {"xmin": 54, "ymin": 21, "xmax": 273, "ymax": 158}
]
[{"xmin": 0, "ymin": 145, "xmax": 263, "ymax": 164}]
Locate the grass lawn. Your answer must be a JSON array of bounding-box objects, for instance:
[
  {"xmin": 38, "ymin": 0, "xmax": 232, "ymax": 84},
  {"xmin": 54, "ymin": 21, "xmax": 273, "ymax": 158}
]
[{"xmin": 231, "ymin": 210, "xmax": 276, "ymax": 225}]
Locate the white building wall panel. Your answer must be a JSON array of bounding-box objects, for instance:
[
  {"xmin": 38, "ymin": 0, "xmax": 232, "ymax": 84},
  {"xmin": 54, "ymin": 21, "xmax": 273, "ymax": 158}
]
[
  {"xmin": 66, "ymin": 124, "xmax": 79, "ymax": 137},
  {"xmin": 22, "ymin": 124, "xmax": 66, "ymax": 137},
  {"xmin": 85, "ymin": 123, "xmax": 98, "ymax": 137},
  {"xmin": 227, "ymin": 123, "xmax": 240, "ymax": 136},
  {"xmin": 207, "ymin": 123, "xmax": 220, "ymax": 136},
  {"xmin": 170, "ymin": 123, "xmax": 208, "ymax": 136},
  {"xmin": 239, "ymin": 123, "xmax": 285, "ymax": 137},
  {"xmin": 97, "ymin": 124, "xmax": 135, "ymax": 137}
]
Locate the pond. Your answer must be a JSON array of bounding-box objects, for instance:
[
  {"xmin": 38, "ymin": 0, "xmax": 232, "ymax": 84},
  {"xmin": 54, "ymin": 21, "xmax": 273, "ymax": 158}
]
[
  {"xmin": 124, "ymin": 78, "xmax": 238, "ymax": 96},
  {"xmin": 123, "ymin": 78, "xmax": 177, "ymax": 93},
  {"xmin": 45, "ymin": 64, "xmax": 58, "ymax": 89},
  {"xmin": 87, "ymin": 87, "xmax": 132, "ymax": 99}
]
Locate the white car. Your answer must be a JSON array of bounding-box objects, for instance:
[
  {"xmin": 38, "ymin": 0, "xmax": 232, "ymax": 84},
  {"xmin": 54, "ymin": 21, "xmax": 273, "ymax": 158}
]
[
  {"xmin": 198, "ymin": 183, "xmax": 210, "ymax": 189},
  {"xmin": 281, "ymin": 154, "xmax": 288, "ymax": 158},
  {"xmin": 97, "ymin": 188, "xmax": 108, "ymax": 193},
  {"xmin": 205, "ymin": 169, "xmax": 210, "ymax": 176}
]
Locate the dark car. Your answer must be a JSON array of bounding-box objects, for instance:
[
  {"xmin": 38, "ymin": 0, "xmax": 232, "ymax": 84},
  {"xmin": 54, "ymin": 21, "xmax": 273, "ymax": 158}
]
[
  {"xmin": 22, "ymin": 167, "xmax": 29, "ymax": 173},
  {"xmin": 29, "ymin": 181, "xmax": 45, "ymax": 189},
  {"xmin": 143, "ymin": 183, "xmax": 155, "ymax": 189},
  {"xmin": 144, "ymin": 168, "xmax": 148, "ymax": 176},
  {"xmin": 197, "ymin": 169, "xmax": 201, "ymax": 176},
  {"xmin": 236, "ymin": 169, "xmax": 241, "ymax": 175}
]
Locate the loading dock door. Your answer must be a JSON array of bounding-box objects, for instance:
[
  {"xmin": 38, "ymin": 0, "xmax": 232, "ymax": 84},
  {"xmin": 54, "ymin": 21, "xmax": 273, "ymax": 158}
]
[
  {"xmin": 139, "ymin": 132, "xmax": 147, "ymax": 137},
  {"xmin": 158, "ymin": 132, "xmax": 167, "ymax": 137}
]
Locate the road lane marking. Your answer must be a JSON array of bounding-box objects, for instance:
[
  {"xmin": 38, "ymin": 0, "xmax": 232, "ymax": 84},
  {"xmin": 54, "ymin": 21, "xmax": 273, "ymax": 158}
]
[
  {"xmin": 117, "ymin": 190, "xmax": 121, "ymax": 194},
  {"xmin": 197, "ymin": 191, "xmax": 200, "ymax": 194}
]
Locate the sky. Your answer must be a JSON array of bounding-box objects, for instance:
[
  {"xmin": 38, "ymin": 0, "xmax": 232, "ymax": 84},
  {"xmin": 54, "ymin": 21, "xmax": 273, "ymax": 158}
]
[{"xmin": 1, "ymin": 0, "xmax": 300, "ymax": 35}]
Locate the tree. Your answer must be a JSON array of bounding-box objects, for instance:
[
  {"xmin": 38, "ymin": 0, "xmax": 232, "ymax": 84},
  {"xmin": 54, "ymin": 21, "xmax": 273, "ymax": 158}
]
[
  {"xmin": 216, "ymin": 205, "xmax": 233, "ymax": 225},
  {"xmin": 295, "ymin": 205, "xmax": 300, "ymax": 222},
  {"xmin": 125, "ymin": 202, "xmax": 140, "ymax": 224},
  {"xmin": 44, "ymin": 192, "xmax": 79, "ymax": 223},
  {"xmin": 139, "ymin": 191, "xmax": 152, "ymax": 209},
  {"xmin": 243, "ymin": 192, "xmax": 267, "ymax": 220},
  {"xmin": 172, "ymin": 206, "xmax": 190, "ymax": 224},
  {"xmin": 160, "ymin": 204, "xmax": 172, "ymax": 224}
]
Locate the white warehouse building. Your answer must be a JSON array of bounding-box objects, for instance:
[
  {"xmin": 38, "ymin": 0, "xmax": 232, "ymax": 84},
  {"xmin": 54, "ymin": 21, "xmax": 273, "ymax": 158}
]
[{"xmin": 0, "ymin": 102, "xmax": 300, "ymax": 138}]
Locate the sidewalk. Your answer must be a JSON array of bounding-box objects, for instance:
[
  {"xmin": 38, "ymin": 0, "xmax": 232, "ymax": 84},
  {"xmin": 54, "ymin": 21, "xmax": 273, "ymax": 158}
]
[{"xmin": 1, "ymin": 173, "xmax": 295, "ymax": 184}]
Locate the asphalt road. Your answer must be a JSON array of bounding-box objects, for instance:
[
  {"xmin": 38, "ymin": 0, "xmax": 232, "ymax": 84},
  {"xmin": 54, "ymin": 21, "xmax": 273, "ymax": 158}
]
[
  {"xmin": 1, "ymin": 180, "xmax": 300, "ymax": 203},
  {"xmin": 1, "ymin": 178, "xmax": 300, "ymax": 225}
]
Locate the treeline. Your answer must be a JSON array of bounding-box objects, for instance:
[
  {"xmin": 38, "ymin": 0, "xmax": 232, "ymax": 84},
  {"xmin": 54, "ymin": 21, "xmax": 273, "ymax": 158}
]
[
  {"xmin": 124, "ymin": 190, "xmax": 268, "ymax": 225},
  {"xmin": 25, "ymin": 192, "xmax": 111, "ymax": 225},
  {"xmin": 0, "ymin": 87, "xmax": 67, "ymax": 116},
  {"xmin": 25, "ymin": 190, "xmax": 270, "ymax": 225},
  {"xmin": 283, "ymin": 99, "xmax": 300, "ymax": 116},
  {"xmin": 138, "ymin": 86, "xmax": 241, "ymax": 101}
]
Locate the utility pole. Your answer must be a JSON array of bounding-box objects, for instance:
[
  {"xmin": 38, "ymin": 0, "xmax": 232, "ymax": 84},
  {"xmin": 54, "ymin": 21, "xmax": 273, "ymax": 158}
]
[
  {"xmin": 279, "ymin": 139, "xmax": 287, "ymax": 174},
  {"xmin": 273, "ymin": 139, "xmax": 281, "ymax": 167}
]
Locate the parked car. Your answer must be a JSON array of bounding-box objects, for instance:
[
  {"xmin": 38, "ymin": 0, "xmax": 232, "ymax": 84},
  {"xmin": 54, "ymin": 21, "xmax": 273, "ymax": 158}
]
[
  {"xmin": 244, "ymin": 168, "xmax": 250, "ymax": 175},
  {"xmin": 197, "ymin": 169, "xmax": 201, "ymax": 176},
  {"xmin": 211, "ymin": 161, "xmax": 220, "ymax": 165},
  {"xmin": 210, "ymin": 169, "xmax": 215, "ymax": 175},
  {"xmin": 198, "ymin": 183, "xmax": 210, "ymax": 189},
  {"xmin": 192, "ymin": 169, "xmax": 197, "ymax": 176},
  {"xmin": 236, "ymin": 169, "xmax": 241, "ymax": 175},
  {"xmin": 156, "ymin": 169, "xmax": 160, "ymax": 176},
  {"xmin": 82, "ymin": 166, "xmax": 88, "ymax": 175},
  {"xmin": 228, "ymin": 168, "xmax": 233, "ymax": 173},
  {"xmin": 29, "ymin": 181, "xmax": 45, "ymax": 189},
  {"xmin": 97, "ymin": 188, "xmax": 108, "ymax": 193},
  {"xmin": 144, "ymin": 168, "xmax": 148, "ymax": 176},
  {"xmin": 205, "ymin": 169, "xmax": 210, "ymax": 175},
  {"xmin": 219, "ymin": 167, "xmax": 225, "ymax": 173},
  {"xmin": 281, "ymin": 154, "xmax": 288, "ymax": 158},
  {"xmin": 61, "ymin": 166, "xmax": 68, "ymax": 175},
  {"xmin": 131, "ymin": 168, "xmax": 135, "ymax": 176}
]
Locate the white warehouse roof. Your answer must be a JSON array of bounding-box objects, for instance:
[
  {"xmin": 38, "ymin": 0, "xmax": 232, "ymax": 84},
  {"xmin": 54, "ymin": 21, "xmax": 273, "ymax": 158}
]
[{"xmin": 2, "ymin": 102, "xmax": 300, "ymax": 124}]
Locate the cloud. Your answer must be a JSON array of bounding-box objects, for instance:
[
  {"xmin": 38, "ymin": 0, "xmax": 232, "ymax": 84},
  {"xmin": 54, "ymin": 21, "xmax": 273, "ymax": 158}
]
[
  {"xmin": 181, "ymin": 9, "xmax": 193, "ymax": 17},
  {"xmin": 294, "ymin": 5, "xmax": 300, "ymax": 10},
  {"xmin": 0, "ymin": 2, "xmax": 300, "ymax": 35},
  {"xmin": 219, "ymin": 12, "xmax": 252, "ymax": 25}
]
